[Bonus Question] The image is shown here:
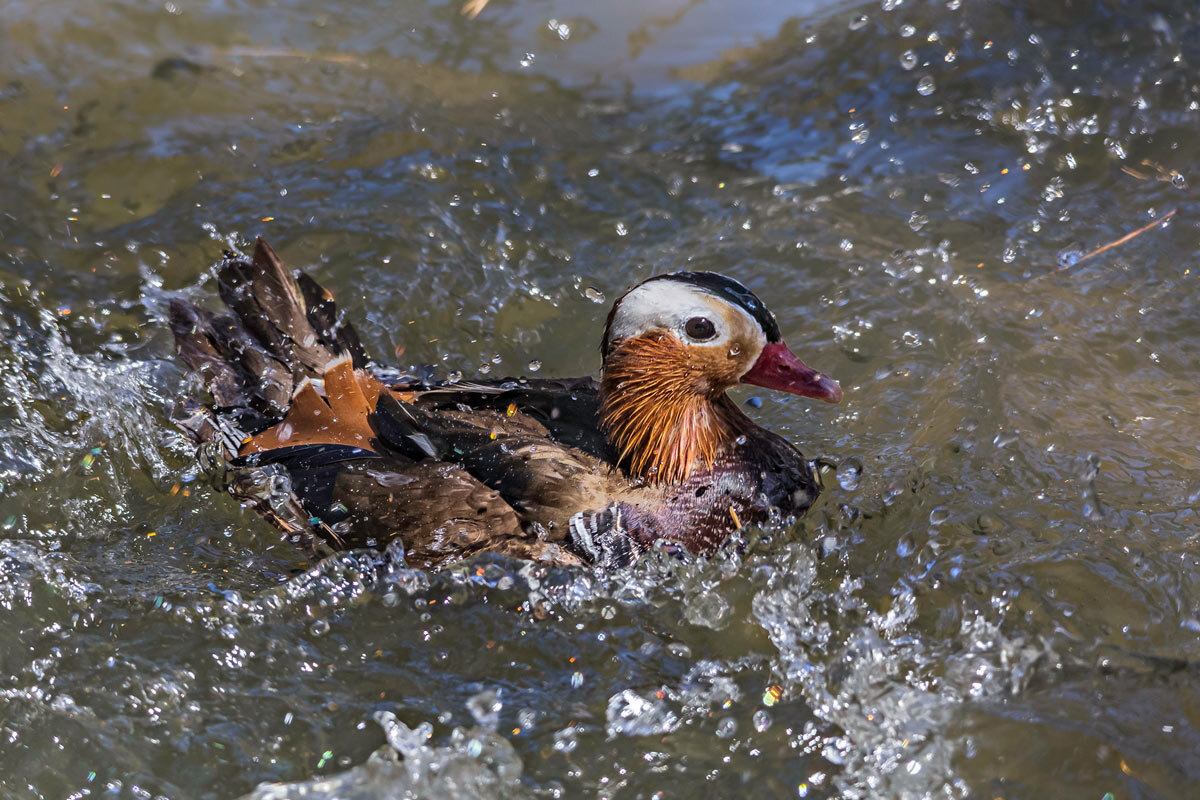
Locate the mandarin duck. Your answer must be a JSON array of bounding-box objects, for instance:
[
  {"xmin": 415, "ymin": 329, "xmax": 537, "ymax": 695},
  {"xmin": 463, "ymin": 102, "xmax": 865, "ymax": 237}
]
[{"xmin": 169, "ymin": 238, "xmax": 841, "ymax": 569}]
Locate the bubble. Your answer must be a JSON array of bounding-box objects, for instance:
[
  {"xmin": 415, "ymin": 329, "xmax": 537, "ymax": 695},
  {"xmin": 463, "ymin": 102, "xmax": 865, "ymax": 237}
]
[
  {"xmin": 584, "ymin": 287, "xmax": 606, "ymax": 303},
  {"xmin": 848, "ymin": 14, "xmax": 869, "ymax": 30},
  {"xmin": 900, "ymin": 50, "xmax": 918, "ymax": 70},
  {"xmin": 310, "ymin": 619, "xmax": 330, "ymax": 636},
  {"xmin": 753, "ymin": 709, "xmax": 773, "ymax": 732},
  {"xmin": 715, "ymin": 716, "xmax": 738, "ymax": 738},
  {"xmin": 929, "ymin": 507, "xmax": 949, "ymax": 525},
  {"xmin": 916, "ymin": 75, "xmax": 936, "ymax": 95},
  {"xmin": 527, "ymin": 360, "xmax": 542, "ymax": 373}
]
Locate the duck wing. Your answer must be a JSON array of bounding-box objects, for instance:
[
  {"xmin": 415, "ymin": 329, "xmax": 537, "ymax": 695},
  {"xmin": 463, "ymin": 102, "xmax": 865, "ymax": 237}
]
[
  {"xmin": 223, "ymin": 442, "xmax": 580, "ymax": 569},
  {"xmin": 171, "ymin": 238, "xmax": 605, "ymax": 566},
  {"xmin": 367, "ymin": 389, "xmax": 626, "ymax": 533}
]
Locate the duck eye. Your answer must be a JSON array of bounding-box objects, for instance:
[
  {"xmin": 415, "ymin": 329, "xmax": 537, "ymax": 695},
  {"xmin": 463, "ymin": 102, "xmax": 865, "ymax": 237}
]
[{"xmin": 684, "ymin": 316, "xmax": 717, "ymax": 341}]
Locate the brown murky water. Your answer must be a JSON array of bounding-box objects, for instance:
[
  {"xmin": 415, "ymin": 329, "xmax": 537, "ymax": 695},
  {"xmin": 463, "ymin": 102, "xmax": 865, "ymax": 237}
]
[{"xmin": 2, "ymin": 0, "xmax": 1199, "ymax": 797}]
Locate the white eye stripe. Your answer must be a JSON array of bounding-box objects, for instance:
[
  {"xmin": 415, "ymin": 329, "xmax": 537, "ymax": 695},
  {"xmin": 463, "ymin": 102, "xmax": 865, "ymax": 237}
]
[{"xmin": 606, "ymin": 280, "xmax": 766, "ymax": 350}]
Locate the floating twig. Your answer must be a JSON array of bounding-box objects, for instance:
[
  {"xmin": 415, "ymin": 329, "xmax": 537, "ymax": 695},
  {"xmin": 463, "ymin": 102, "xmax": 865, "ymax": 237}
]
[
  {"xmin": 210, "ymin": 46, "xmax": 368, "ymax": 68},
  {"xmin": 461, "ymin": 0, "xmax": 490, "ymax": 19},
  {"xmin": 1055, "ymin": 208, "xmax": 1177, "ymax": 272}
]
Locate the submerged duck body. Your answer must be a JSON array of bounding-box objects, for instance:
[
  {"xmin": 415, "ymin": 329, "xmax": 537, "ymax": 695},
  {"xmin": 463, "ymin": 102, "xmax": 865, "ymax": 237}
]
[{"xmin": 170, "ymin": 239, "xmax": 841, "ymax": 569}]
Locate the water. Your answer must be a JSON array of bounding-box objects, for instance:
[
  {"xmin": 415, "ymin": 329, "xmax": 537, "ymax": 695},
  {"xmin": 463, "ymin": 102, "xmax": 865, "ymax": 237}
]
[{"xmin": 2, "ymin": 0, "xmax": 1200, "ymax": 797}]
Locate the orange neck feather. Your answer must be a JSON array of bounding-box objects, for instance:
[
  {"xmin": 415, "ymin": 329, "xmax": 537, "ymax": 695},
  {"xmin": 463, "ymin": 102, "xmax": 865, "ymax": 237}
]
[{"xmin": 599, "ymin": 332, "xmax": 748, "ymax": 485}]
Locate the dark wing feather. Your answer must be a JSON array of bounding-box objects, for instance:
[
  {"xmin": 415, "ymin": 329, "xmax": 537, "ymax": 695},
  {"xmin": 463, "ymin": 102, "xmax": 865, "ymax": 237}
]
[
  {"xmin": 171, "ymin": 238, "xmax": 369, "ymax": 425},
  {"xmin": 224, "ymin": 442, "xmax": 577, "ymax": 568},
  {"xmin": 409, "ymin": 377, "xmax": 610, "ymax": 459},
  {"xmin": 367, "ymin": 385, "xmax": 624, "ymax": 535},
  {"xmin": 214, "ymin": 238, "xmax": 365, "ymax": 379}
]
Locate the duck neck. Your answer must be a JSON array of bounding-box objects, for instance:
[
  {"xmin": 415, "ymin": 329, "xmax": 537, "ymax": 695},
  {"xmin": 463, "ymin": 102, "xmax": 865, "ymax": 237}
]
[{"xmin": 599, "ymin": 334, "xmax": 749, "ymax": 485}]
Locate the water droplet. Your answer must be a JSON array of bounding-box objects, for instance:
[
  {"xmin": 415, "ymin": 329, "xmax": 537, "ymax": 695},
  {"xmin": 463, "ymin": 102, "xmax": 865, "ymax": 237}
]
[
  {"xmin": 310, "ymin": 619, "xmax": 330, "ymax": 636},
  {"xmin": 519, "ymin": 52, "xmax": 535, "ymax": 68},
  {"xmin": 902, "ymin": 330, "xmax": 922, "ymax": 347},
  {"xmin": 728, "ymin": 343, "xmax": 741, "ymax": 357},
  {"xmin": 1002, "ymin": 247, "xmax": 1017, "ymax": 263},
  {"xmin": 570, "ymin": 671, "xmax": 584, "ymax": 688},
  {"xmin": 584, "ymin": 287, "xmax": 605, "ymax": 304},
  {"xmin": 467, "ymin": 689, "xmax": 502, "ymax": 730},
  {"xmin": 848, "ymin": 14, "xmax": 869, "ymax": 30},
  {"xmin": 976, "ymin": 512, "xmax": 1002, "ymax": 533},
  {"xmin": 900, "ymin": 24, "xmax": 916, "ymax": 37},
  {"xmin": 715, "ymin": 716, "xmax": 738, "ymax": 738},
  {"xmin": 836, "ymin": 458, "xmax": 862, "ymax": 491},
  {"xmin": 735, "ymin": 435, "xmax": 748, "ymax": 446},
  {"xmin": 916, "ymin": 75, "xmax": 936, "ymax": 95},
  {"xmin": 900, "ymin": 50, "xmax": 918, "ymax": 70},
  {"xmin": 614, "ymin": 221, "xmax": 628, "ymax": 236},
  {"xmin": 553, "ymin": 726, "xmax": 578, "ymax": 753},
  {"xmin": 667, "ymin": 641, "xmax": 692, "ymax": 658},
  {"xmin": 478, "ymin": 363, "xmax": 491, "ymax": 374},
  {"xmin": 746, "ymin": 396, "xmax": 763, "ymax": 409},
  {"xmin": 907, "ymin": 212, "xmax": 928, "ymax": 231},
  {"xmin": 446, "ymin": 370, "xmax": 463, "ymax": 384},
  {"xmin": 896, "ymin": 533, "xmax": 917, "ymax": 557},
  {"xmin": 839, "ymin": 239, "xmax": 854, "ymax": 251},
  {"xmin": 547, "ymin": 18, "xmax": 571, "ymax": 40},
  {"xmin": 527, "ymin": 360, "xmax": 542, "ymax": 373},
  {"xmin": 600, "ymin": 605, "xmax": 616, "ymax": 620},
  {"xmin": 753, "ymin": 710, "xmax": 773, "ymax": 732},
  {"xmin": 993, "ymin": 430, "xmax": 1019, "ymax": 448}
]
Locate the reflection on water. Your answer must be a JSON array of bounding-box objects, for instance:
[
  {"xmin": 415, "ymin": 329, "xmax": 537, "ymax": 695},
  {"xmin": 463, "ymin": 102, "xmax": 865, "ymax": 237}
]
[{"xmin": 2, "ymin": 0, "xmax": 1199, "ymax": 797}]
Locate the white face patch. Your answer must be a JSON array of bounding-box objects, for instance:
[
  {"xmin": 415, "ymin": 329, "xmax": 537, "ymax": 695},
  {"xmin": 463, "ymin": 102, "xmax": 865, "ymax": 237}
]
[{"xmin": 605, "ymin": 280, "xmax": 768, "ymax": 373}]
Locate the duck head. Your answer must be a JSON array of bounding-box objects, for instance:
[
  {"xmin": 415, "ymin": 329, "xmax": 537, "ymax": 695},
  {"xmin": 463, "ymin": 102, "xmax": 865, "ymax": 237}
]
[{"xmin": 599, "ymin": 272, "xmax": 841, "ymax": 484}]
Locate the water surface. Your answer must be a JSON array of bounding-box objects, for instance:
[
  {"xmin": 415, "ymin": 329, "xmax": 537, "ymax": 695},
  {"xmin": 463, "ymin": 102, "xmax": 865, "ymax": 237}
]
[{"xmin": 2, "ymin": 0, "xmax": 1199, "ymax": 797}]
